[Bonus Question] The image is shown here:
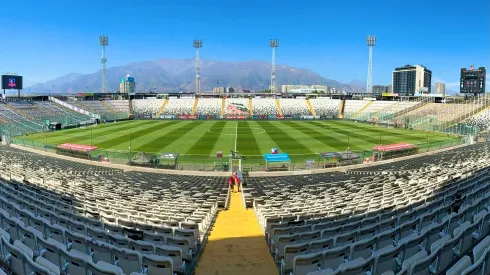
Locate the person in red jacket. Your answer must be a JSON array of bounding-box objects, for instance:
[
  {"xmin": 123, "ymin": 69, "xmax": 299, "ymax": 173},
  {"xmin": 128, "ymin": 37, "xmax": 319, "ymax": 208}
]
[
  {"xmin": 234, "ymin": 172, "xmax": 241, "ymax": 192},
  {"xmin": 228, "ymin": 176, "xmax": 235, "ymax": 192}
]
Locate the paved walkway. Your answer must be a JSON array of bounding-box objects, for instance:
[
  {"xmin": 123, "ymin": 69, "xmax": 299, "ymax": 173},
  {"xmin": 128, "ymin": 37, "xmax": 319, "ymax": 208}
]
[{"xmin": 195, "ymin": 190, "xmax": 277, "ymax": 275}]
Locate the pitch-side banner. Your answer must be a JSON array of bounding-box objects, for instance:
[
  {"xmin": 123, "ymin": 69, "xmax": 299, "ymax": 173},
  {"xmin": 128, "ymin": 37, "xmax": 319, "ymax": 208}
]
[
  {"xmin": 226, "ymin": 116, "xmax": 247, "ymax": 120},
  {"xmin": 177, "ymin": 115, "xmax": 197, "ymax": 120}
]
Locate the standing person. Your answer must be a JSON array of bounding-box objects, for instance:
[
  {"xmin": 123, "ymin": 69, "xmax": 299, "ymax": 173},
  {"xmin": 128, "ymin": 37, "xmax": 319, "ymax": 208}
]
[
  {"xmin": 234, "ymin": 172, "xmax": 241, "ymax": 192},
  {"xmin": 452, "ymin": 192, "xmax": 463, "ymax": 213},
  {"xmin": 228, "ymin": 176, "xmax": 235, "ymax": 193}
]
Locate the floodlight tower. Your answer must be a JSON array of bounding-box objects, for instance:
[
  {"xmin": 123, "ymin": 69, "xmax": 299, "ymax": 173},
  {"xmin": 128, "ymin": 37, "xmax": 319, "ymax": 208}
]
[
  {"xmin": 99, "ymin": 35, "xmax": 109, "ymax": 93},
  {"xmin": 366, "ymin": 35, "xmax": 376, "ymax": 94},
  {"xmin": 193, "ymin": 40, "xmax": 203, "ymax": 93},
  {"xmin": 269, "ymin": 39, "xmax": 279, "ymax": 93}
]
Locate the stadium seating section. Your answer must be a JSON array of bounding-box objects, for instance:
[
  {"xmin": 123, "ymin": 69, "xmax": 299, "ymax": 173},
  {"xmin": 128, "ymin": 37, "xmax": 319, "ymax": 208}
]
[
  {"xmin": 132, "ymin": 99, "xmax": 165, "ymax": 118},
  {"xmin": 245, "ymin": 142, "xmax": 490, "ymax": 275},
  {"xmin": 2, "ymin": 96, "xmax": 490, "ymax": 274},
  {"xmin": 194, "ymin": 98, "xmax": 221, "ymax": 116},
  {"xmin": 279, "ymin": 99, "xmax": 311, "ymax": 116},
  {"xmin": 0, "ymin": 146, "xmax": 227, "ymax": 275},
  {"xmin": 252, "ymin": 98, "xmax": 279, "ymax": 116},
  {"xmin": 160, "ymin": 99, "xmax": 194, "ymax": 116},
  {"xmin": 309, "ymin": 98, "xmax": 340, "ymax": 118}
]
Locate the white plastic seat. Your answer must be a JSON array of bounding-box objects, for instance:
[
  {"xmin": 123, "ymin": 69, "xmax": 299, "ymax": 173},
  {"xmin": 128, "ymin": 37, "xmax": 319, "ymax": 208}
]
[
  {"xmin": 334, "ymin": 231, "xmax": 357, "ymax": 248},
  {"xmin": 113, "ymin": 247, "xmax": 143, "ymax": 275},
  {"xmin": 25, "ymin": 255, "xmax": 59, "ymax": 275},
  {"xmin": 45, "ymin": 223, "xmax": 66, "ymax": 244},
  {"xmin": 398, "ymin": 232, "xmax": 426, "ymax": 261},
  {"xmin": 141, "ymin": 254, "xmax": 173, "ymax": 275},
  {"xmin": 167, "ymin": 236, "xmax": 192, "ymax": 261},
  {"xmin": 87, "ymin": 260, "xmax": 124, "ymax": 275},
  {"xmin": 350, "ymin": 236, "xmax": 376, "ymax": 261},
  {"xmin": 61, "ymin": 248, "xmax": 88, "ymax": 275},
  {"xmin": 130, "ymin": 239, "xmax": 155, "ymax": 255},
  {"xmin": 108, "ymin": 233, "xmax": 130, "ymax": 249},
  {"xmin": 323, "ymin": 245, "xmax": 350, "ymax": 271},
  {"xmin": 3, "ymin": 239, "xmax": 28, "ymax": 275},
  {"xmin": 19, "ymin": 225, "xmax": 43, "ymax": 253},
  {"xmin": 462, "ymin": 248, "xmax": 489, "ymax": 275},
  {"xmin": 155, "ymin": 245, "xmax": 185, "ymax": 274},
  {"xmin": 38, "ymin": 237, "xmax": 64, "ymax": 267},
  {"xmin": 275, "ymin": 234, "xmax": 300, "ymax": 261},
  {"xmin": 89, "ymin": 240, "xmax": 114, "ymax": 264},
  {"xmin": 374, "ymin": 244, "xmax": 402, "ymax": 275},
  {"xmin": 293, "ymin": 252, "xmax": 323, "ymax": 275},
  {"xmin": 174, "ymin": 228, "xmax": 197, "ymax": 250},
  {"xmin": 280, "ymin": 243, "xmax": 309, "ymax": 275},
  {"xmin": 87, "ymin": 226, "xmax": 108, "ymax": 242},
  {"xmin": 143, "ymin": 232, "xmax": 166, "ymax": 246},
  {"xmin": 446, "ymin": 256, "xmax": 472, "ymax": 275},
  {"xmin": 65, "ymin": 230, "xmax": 90, "ymax": 255}
]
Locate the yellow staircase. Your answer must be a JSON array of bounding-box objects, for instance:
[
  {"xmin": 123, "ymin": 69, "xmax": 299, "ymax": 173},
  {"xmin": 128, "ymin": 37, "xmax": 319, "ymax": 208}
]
[
  {"xmin": 275, "ymin": 98, "xmax": 283, "ymax": 116},
  {"xmin": 249, "ymin": 98, "xmax": 253, "ymax": 116},
  {"xmin": 101, "ymin": 101, "xmax": 115, "ymax": 114},
  {"xmin": 195, "ymin": 192, "xmax": 277, "ymax": 275},
  {"xmin": 191, "ymin": 98, "xmax": 199, "ymax": 116},
  {"xmin": 338, "ymin": 100, "xmax": 344, "ymax": 119},
  {"xmin": 156, "ymin": 99, "xmax": 169, "ymax": 117},
  {"xmin": 352, "ymin": 101, "xmax": 373, "ymax": 118},
  {"xmin": 306, "ymin": 99, "xmax": 317, "ymax": 116},
  {"xmin": 221, "ymin": 98, "xmax": 226, "ymax": 117}
]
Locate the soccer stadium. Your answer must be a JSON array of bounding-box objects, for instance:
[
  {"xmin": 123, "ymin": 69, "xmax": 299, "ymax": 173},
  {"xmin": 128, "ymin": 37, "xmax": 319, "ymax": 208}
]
[{"xmin": 1, "ymin": 95, "xmax": 490, "ymax": 275}]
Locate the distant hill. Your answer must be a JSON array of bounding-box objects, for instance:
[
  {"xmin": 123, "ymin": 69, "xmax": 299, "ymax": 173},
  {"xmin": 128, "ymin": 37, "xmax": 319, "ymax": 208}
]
[{"xmin": 25, "ymin": 58, "xmax": 366, "ymax": 94}]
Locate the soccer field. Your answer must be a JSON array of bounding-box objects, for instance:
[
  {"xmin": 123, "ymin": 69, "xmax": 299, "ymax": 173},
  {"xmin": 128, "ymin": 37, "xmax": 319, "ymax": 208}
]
[{"xmin": 21, "ymin": 120, "xmax": 459, "ymax": 159}]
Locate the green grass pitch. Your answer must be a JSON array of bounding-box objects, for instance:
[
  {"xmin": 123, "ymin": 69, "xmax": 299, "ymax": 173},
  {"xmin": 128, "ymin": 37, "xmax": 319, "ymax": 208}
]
[{"xmin": 21, "ymin": 120, "xmax": 459, "ymax": 163}]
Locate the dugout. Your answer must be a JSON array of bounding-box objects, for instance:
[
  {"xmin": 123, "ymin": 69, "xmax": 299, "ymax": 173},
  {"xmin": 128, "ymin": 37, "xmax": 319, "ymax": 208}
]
[
  {"xmin": 49, "ymin": 122, "xmax": 62, "ymax": 131},
  {"xmin": 320, "ymin": 152, "xmax": 341, "ymax": 167},
  {"xmin": 130, "ymin": 152, "xmax": 157, "ymax": 167},
  {"xmin": 338, "ymin": 150, "xmax": 362, "ymax": 165},
  {"xmin": 156, "ymin": 152, "xmax": 180, "ymax": 169},
  {"xmin": 373, "ymin": 143, "xmax": 417, "ymax": 161},
  {"xmin": 263, "ymin": 153, "xmax": 291, "ymax": 171}
]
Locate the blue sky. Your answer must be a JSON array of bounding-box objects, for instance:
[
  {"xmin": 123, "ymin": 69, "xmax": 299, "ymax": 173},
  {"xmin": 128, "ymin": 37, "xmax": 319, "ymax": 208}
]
[{"xmin": 0, "ymin": 0, "xmax": 488, "ymax": 90}]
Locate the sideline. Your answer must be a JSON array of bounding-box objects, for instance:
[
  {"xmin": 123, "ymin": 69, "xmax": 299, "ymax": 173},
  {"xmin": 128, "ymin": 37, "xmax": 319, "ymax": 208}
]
[{"xmin": 9, "ymin": 143, "xmax": 467, "ymax": 178}]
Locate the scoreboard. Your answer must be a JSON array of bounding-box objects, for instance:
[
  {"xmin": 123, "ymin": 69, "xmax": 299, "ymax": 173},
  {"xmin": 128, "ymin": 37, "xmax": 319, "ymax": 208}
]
[{"xmin": 1, "ymin": 75, "xmax": 23, "ymax": 90}]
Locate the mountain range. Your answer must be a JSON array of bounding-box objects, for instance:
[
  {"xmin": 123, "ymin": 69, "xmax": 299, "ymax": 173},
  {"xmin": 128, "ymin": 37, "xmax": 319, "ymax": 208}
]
[{"xmin": 24, "ymin": 58, "xmax": 367, "ymax": 94}]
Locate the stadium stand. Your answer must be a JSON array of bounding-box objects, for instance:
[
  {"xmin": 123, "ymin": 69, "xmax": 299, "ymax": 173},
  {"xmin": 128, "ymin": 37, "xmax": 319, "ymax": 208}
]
[
  {"xmin": 194, "ymin": 98, "xmax": 221, "ymax": 116},
  {"xmin": 309, "ymin": 98, "xmax": 340, "ymax": 118},
  {"xmin": 245, "ymin": 142, "xmax": 490, "ymax": 274},
  {"xmin": 0, "ymin": 145, "xmax": 228, "ymax": 275},
  {"xmin": 279, "ymin": 99, "xmax": 312, "ymax": 116},
  {"xmin": 252, "ymin": 98, "xmax": 279, "ymax": 116},
  {"xmin": 106, "ymin": 100, "xmax": 130, "ymax": 114},
  {"xmin": 465, "ymin": 107, "xmax": 490, "ymax": 131},
  {"xmin": 161, "ymin": 98, "xmax": 194, "ymax": 116},
  {"xmin": 70, "ymin": 100, "xmax": 129, "ymax": 120},
  {"xmin": 343, "ymin": 100, "xmax": 368, "ymax": 119},
  {"xmin": 224, "ymin": 98, "xmax": 250, "ymax": 117},
  {"xmin": 133, "ymin": 99, "xmax": 165, "ymax": 118}
]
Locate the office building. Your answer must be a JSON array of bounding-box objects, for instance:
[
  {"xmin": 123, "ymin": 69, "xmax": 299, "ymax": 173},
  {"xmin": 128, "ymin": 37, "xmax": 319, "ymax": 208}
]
[
  {"xmin": 392, "ymin": 65, "xmax": 432, "ymax": 96},
  {"xmin": 213, "ymin": 87, "xmax": 226, "ymax": 94},
  {"xmin": 460, "ymin": 66, "xmax": 486, "ymax": 95},
  {"xmin": 435, "ymin": 83, "xmax": 446, "ymax": 96},
  {"xmin": 226, "ymin": 87, "xmax": 235, "ymax": 93},
  {"xmin": 387, "ymin": 85, "xmax": 393, "ymax": 93},
  {"xmin": 120, "ymin": 74, "xmax": 136, "ymax": 94}
]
